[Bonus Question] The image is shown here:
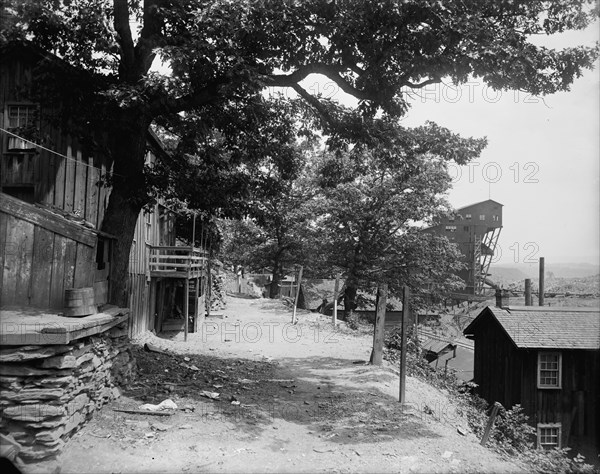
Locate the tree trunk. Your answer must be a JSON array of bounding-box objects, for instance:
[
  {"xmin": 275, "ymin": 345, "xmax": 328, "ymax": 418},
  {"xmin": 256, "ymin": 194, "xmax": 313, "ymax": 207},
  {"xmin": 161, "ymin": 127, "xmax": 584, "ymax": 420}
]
[
  {"xmin": 269, "ymin": 262, "xmax": 282, "ymax": 299},
  {"xmin": 101, "ymin": 114, "xmax": 151, "ymax": 307},
  {"xmin": 344, "ymin": 285, "xmax": 358, "ymax": 320}
]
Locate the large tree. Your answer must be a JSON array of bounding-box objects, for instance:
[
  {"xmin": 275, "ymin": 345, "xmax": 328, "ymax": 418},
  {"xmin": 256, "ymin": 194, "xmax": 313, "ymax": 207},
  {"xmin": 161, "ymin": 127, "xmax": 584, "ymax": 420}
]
[{"xmin": 3, "ymin": 0, "xmax": 597, "ymax": 305}]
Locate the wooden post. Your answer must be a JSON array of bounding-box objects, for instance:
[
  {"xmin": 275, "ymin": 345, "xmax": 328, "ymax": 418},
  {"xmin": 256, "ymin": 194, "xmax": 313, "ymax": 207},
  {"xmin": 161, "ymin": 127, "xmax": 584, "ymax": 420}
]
[
  {"xmin": 332, "ymin": 273, "xmax": 340, "ymax": 327},
  {"xmin": 480, "ymin": 402, "xmax": 501, "ymax": 446},
  {"xmin": 206, "ymin": 257, "xmax": 212, "ymax": 318},
  {"xmin": 539, "ymin": 257, "xmax": 545, "ymax": 306},
  {"xmin": 184, "ymin": 278, "xmax": 189, "ymax": 342},
  {"xmin": 399, "ymin": 285, "xmax": 409, "ymax": 404},
  {"xmin": 156, "ymin": 280, "xmax": 165, "ymax": 333},
  {"xmin": 291, "ymin": 265, "xmax": 303, "ymax": 324},
  {"xmin": 371, "ymin": 283, "xmax": 388, "ymax": 366},
  {"xmin": 524, "ymin": 279, "xmax": 532, "ymax": 306},
  {"xmin": 192, "ymin": 212, "xmax": 196, "ymax": 246},
  {"xmin": 193, "ymin": 276, "xmax": 200, "ymax": 332}
]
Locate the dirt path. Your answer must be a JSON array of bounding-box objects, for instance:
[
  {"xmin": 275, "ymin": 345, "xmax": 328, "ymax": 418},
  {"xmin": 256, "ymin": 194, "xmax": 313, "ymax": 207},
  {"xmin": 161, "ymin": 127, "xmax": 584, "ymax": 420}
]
[{"xmin": 59, "ymin": 295, "xmax": 524, "ymax": 473}]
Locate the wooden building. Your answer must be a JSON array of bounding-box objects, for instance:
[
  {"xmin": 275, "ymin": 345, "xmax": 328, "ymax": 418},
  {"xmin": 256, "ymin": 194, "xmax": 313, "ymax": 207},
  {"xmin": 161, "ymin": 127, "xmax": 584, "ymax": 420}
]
[
  {"xmin": 0, "ymin": 42, "xmax": 205, "ymax": 336},
  {"xmin": 464, "ymin": 304, "xmax": 600, "ymax": 457},
  {"xmin": 422, "ymin": 199, "xmax": 503, "ymax": 295}
]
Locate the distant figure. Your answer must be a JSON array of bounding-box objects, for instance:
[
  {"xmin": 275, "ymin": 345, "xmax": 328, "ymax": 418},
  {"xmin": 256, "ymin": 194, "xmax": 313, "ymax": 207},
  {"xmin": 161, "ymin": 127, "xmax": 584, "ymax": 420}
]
[
  {"xmin": 236, "ymin": 265, "xmax": 243, "ymax": 293},
  {"xmin": 316, "ymin": 298, "xmax": 328, "ymax": 314}
]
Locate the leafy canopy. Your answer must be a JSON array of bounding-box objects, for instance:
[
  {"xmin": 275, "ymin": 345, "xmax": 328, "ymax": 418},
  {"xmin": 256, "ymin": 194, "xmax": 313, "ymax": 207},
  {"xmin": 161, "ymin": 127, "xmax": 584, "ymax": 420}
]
[{"xmin": 3, "ymin": 0, "xmax": 598, "ymax": 130}]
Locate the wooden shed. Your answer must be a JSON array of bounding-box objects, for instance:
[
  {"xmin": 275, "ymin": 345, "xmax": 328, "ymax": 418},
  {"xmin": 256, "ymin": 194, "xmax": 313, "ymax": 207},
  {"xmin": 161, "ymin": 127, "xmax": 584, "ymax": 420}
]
[{"xmin": 464, "ymin": 305, "xmax": 600, "ymax": 457}]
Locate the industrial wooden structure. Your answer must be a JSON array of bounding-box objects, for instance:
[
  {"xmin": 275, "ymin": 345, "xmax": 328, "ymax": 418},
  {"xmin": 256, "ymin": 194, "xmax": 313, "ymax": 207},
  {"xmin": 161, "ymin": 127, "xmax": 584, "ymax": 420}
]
[
  {"xmin": 0, "ymin": 41, "xmax": 206, "ymax": 336},
  {"xmin": 464, "ymin": 305, "xmax": 600, "ymax": 457},
  {"xmin": 422, "ymin": 199, "xmax": 502, "ymax": 295}
]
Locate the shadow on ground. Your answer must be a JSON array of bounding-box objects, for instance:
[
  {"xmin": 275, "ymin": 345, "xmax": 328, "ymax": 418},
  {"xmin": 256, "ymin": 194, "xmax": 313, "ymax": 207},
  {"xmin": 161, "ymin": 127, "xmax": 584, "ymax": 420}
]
[{"xmin": 110, "ymin": 347, "xmax": 440, "ymax": 446}]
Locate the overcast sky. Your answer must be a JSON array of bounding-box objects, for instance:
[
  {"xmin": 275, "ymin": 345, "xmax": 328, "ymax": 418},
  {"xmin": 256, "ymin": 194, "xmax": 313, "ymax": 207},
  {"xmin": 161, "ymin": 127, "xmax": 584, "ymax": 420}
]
[{"xmin": 296, "ymin": 23, "xmax": 599, "ymax": 266}]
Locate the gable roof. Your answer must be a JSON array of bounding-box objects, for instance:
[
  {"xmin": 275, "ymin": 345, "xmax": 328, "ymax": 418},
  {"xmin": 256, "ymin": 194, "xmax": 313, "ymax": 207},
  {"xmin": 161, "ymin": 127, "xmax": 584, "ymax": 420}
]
[
  {"xmin": 456, "ymin": 199, "xmax": 503, "ymax": 211},
  {"xmin": 464, "ymin": 305, "xmax": 600, "ymax": 350}
]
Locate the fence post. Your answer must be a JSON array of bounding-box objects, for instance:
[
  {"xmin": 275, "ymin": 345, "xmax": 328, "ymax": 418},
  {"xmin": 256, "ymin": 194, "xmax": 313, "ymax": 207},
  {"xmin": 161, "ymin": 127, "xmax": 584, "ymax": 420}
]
[
  {"xmin": 332, "ymin": 273, "xmax": 340, "ymax": 327},
  {"xmin": 480, "ymin": 402, "xmax": 501, "ymax": 446},
  {"xmin": 291, "ymin": 266, "xmax": 303, "ymax": 324}
]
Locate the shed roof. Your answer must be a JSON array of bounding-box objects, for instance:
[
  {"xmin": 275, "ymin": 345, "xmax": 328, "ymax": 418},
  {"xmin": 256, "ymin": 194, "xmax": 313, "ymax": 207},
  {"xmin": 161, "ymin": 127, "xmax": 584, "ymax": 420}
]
[
  {"xmin": 464, "ymin": 306, "xmax": 600, "ymax": 350},
  {"xmin": 456, "ymin": 199, "xmax": 503, "ymax": 211},
  {"xmin": 301, "ymin": 279, "xmax": 344, "ymax": 310},
  {"xmin": 421, "ymin": 338, "xmax": 455, "ymax": 354}
]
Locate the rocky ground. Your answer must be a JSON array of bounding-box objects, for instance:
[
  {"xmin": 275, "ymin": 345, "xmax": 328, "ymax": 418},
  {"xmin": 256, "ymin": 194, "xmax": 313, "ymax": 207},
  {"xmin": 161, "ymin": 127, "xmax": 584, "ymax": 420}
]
[{"xmin": 58, "ymin": 295, "xmax": 525, "ymax": 473}]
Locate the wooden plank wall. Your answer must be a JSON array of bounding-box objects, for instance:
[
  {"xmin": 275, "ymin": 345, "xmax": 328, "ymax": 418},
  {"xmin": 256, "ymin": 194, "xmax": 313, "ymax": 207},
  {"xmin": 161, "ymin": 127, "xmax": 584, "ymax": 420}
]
[
  {"xmin": 0, "ymin": 210, "xmax": 95, "ymax": 309},
  {"xmin": 0, "ymin": 55, "xmax": 111, "ymax": 231},
  {"xmin": 1, "ymin": 54, "xmax": 178, "ymax": 336}
]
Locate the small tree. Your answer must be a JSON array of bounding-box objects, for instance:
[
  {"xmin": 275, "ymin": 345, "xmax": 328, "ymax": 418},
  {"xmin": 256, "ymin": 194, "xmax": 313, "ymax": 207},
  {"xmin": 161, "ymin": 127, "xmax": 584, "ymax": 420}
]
[{"xmin": 305, "ymin": 121, "xmax": 483, "ymax": 315}]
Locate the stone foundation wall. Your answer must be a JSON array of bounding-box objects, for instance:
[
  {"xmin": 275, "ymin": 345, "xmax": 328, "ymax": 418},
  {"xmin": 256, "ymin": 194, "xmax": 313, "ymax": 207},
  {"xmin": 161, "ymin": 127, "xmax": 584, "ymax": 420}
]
[{"xmin": 0, "ymin": 322, "xmax": 134, "ymax": 466}]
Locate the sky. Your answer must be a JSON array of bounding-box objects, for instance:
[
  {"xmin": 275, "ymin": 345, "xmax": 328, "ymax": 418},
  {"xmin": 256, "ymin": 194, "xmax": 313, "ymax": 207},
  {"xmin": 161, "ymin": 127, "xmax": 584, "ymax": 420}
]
[
  {"xmin": 151, "ymin": 17, "xmax": 598, "ymax": 266},
  {"xmin": 294, "ymin": 23, "xmax": 600, "ymax": 266}
]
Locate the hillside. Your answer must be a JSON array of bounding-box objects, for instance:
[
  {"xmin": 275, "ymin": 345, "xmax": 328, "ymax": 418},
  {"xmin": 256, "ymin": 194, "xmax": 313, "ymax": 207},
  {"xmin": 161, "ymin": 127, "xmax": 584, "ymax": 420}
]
[{"xmin": 489, "ymin": 262, "xmax": 600, "ymax": 289}]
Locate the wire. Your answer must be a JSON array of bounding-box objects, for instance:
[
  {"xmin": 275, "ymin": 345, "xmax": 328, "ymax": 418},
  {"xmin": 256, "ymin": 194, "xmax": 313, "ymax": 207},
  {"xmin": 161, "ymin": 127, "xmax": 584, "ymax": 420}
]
[{"xmin": 0, "ymin": 126, "xmax": 123, "ymax": 177}]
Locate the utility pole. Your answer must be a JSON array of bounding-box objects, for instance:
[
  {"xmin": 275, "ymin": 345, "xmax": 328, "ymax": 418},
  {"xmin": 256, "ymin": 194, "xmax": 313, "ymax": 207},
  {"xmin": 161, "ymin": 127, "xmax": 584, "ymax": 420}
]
[
  {"xmin": 524, "ymin": 278, "xmax": 532, "ymax": 306},
  {"xmin": 291, "ymin": 265, "xmax": 303, "ymax": 324},
  {"xmin": 539, "ymin": 257, "xmax": 545, "ymax": 306},
  {"xmin": 399, "ymin": 285, "xmax": 409, "ymax": 404},
  {"xmin": 332, "ymin": 273, "xmax": 340, "ymax": 327},
  {"xmin": 371, "ymin": 283, "xmax": 388, "ymax": 366}
]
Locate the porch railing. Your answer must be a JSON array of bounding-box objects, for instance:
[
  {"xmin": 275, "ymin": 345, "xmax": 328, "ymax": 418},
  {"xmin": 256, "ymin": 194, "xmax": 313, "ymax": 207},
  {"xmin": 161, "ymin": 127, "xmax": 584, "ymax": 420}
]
[{"xmin": 149, "ymin": 246, "xmax": 208, "ymax": 278}]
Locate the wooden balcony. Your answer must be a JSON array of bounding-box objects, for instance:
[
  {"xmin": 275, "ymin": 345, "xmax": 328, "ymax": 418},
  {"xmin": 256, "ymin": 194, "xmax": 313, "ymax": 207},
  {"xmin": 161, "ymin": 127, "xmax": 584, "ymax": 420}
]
[{"xmin": 149, "ymin": 246, "xmax": 208, "ymax": 279}]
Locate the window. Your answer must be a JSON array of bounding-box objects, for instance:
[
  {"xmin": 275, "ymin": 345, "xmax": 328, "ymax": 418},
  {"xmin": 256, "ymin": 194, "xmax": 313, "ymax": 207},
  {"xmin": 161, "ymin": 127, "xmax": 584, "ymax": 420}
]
[
  {"xmin": 445, "ymin": 225, "xmax": 457, "ymax": 232},
  {"xmin": 492, "ymin": 215, "xmax": 499, "ymax": 222},
  {"xmin": 479, "ymin": 214, "xmax": 485, "ymax": 221},
  {"xmin": 538, "ymin": 352, "xmax": 561, "ymax": 389},
  {"xmin": 465, "ymin": 214, "xmax": 472, "ymax": 219},
  {"xmin": 448, "ymin": 216, "xmax": 455, "ymax": 222},
  {"xmin": 537, "ymin": 423, "xmax": 561, "ymax": 450},
  {"xmin": 145, "ymin": 211, "xmax": 152, "ymax": 242},
  {"xmin": 7, "ymin": 104, "xmax": 39, "ymax": 150},
  {"xmin": 463, "ymin": 226, "xmax": 470, "ymax": 232}
]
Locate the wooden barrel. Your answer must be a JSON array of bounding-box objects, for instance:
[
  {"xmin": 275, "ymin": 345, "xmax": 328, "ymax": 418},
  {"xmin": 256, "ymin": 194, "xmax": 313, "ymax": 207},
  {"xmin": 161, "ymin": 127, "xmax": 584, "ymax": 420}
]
[{"xmin": 64, "ymin": 287, "xmax": 97, "ymax": 317}]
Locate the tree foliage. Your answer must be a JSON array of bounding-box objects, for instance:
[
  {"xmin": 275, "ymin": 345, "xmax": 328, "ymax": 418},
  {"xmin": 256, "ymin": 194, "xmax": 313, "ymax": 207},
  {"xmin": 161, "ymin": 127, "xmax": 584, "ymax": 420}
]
[
  {"xmin": 303, "ymin": 121, "xmax": 485, "ymax": 310},
  {"xmin": 2, "ymin": 0, "xmax": 597, "ymax": 305}
]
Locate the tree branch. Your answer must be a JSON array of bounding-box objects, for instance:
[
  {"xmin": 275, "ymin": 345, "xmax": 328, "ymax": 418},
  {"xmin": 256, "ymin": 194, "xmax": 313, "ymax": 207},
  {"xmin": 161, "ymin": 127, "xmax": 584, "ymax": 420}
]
[
  {"xmin": 113, "ymin": 0, "xmax": 135, "ymax": 81},
  {"xmin": 291, "ymin": 83, "xmax": 338, "ymax": 127},
  {"xmin": 135, "ymin": 0, "xmax": 165, "ymax": 75},
  {"xmin": 270, "ymin": 63, "xmax": 370, "ymax": 100},
  {"xmin": 148, "ymin": 79, "xmax": 225, "ymax": 116},
  {"xmin": 403, "ymin": 77, "xmax": 442, "ymax": 89}
]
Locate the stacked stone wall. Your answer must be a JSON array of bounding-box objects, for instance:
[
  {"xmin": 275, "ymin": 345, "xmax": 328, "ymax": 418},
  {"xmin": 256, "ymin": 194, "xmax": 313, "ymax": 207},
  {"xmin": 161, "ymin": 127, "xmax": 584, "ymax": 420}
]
[{"xmin": 0, "ymin": 322, "xmax": 134, "ymax": 468}]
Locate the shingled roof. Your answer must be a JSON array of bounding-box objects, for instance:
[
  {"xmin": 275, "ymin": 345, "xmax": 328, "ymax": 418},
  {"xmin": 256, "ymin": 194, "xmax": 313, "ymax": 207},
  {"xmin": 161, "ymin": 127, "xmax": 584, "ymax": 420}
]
[{"xmin": 464, "ymin": 306, "xmax": 600, "ymax": 350}]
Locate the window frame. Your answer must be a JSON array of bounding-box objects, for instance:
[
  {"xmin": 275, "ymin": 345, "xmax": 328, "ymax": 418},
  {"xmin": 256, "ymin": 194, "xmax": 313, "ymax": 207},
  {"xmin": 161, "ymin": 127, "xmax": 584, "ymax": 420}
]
[
  {"xmin": 537, "ymin": 351, "xmax": 562, "ymax": 389},
  {"xmin": 5, "ymin": 103, "xmax": 40, "ymax": 152},
  {"xmin": 537, "ymin": 423, "xmax": 561, "ymax": 450}
]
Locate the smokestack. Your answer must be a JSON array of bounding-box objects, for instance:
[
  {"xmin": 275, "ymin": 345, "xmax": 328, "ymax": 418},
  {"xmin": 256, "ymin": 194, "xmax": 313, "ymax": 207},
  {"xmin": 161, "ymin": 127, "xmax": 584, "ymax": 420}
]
[
  {"xmin": 495, "ymin": 288, "xmax": 509, "ymax": 308},
  {"xmin": 524, "ymin": 279, "xmax": 532, "ymax": 306},
  {"xmin": 539, "ymin": 257, "xmax": 545, "ymax": 306}
]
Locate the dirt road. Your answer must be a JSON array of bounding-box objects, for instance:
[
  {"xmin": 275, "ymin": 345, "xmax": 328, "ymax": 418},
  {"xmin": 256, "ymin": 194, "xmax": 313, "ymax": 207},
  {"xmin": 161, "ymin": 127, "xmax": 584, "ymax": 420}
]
[{"xmin": 59, "ymin": 295, "xmax": 523, "ymax": 473}]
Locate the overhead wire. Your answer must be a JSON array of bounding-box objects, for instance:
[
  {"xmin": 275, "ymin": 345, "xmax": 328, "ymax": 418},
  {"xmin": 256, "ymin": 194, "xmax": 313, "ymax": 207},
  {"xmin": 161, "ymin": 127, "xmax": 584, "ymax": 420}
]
[{"xmin": 0, "ymin": 126, "xmax": 123, "ymax": 176}]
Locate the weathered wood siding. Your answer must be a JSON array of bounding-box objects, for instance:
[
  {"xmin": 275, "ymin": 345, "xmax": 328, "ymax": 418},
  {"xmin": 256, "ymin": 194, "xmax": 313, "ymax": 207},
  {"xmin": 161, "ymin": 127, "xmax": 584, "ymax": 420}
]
[
  {"xmin": 0, "ymin": 53, "xmax": 112, "ymax": 230},
  {"xmin": 1, "ymin": 48, "xmax": 176, "ymax": 336},
  {"xmin": 0, "ymin": 194, "xmax": 95, "ymax": 309}
]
